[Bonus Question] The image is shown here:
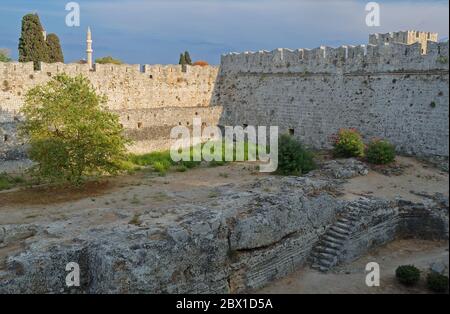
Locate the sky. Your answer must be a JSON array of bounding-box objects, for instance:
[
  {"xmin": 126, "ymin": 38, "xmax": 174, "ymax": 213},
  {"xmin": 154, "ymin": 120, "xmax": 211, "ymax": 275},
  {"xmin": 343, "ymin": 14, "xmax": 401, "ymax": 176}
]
[{"xmin": 0, "ymin": 0, "xmax": 448, "ymax": 65}]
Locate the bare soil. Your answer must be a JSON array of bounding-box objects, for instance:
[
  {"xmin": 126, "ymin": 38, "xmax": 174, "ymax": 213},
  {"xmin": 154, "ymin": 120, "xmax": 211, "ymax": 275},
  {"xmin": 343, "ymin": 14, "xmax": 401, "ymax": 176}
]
[
  {"xmin": 342, "ymin": 156, "xmax": 448, "ymax": 202},
  {"xmin": 0, "ymin": 162, "xmax": 264, "ymax": 225},
  {"xmin": 256, "ymin": 239, "xmax": 449, "ymax": 294}
]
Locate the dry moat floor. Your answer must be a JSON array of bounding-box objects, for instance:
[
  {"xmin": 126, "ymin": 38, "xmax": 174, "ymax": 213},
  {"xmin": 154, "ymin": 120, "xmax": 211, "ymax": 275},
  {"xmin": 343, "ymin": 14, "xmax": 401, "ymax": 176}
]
[{"xmin": 0, "ymin": 156, "xmax": 448, "ymax": 293}]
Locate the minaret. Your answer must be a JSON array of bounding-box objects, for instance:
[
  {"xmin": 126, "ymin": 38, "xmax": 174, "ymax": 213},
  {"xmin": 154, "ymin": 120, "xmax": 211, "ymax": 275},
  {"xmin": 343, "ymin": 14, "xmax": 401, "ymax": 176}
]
[{"xmin": 86, "ymin": 27, "xmax": 93, "ymax": 70}]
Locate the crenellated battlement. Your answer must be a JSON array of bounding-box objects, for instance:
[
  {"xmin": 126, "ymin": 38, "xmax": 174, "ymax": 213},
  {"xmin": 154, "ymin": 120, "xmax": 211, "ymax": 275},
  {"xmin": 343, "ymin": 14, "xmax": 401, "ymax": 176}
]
[
  {"xmin": 220, "ymin": 41, "xmax": 449, "ymax": 74},
  {"xmin": 1, "ymin": 31, "xmax": 448, "ymax": 163},
  {"xmin": 0, "ymin": 61, "xmax": 218, "ymax": 80}
]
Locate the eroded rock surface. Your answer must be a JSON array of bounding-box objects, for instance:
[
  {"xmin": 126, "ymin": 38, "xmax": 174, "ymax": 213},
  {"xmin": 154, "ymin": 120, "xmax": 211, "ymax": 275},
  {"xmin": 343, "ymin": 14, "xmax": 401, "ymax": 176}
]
[{"xmin": 0, "ymin": 162, "xmax": 447, "ymax": 293}]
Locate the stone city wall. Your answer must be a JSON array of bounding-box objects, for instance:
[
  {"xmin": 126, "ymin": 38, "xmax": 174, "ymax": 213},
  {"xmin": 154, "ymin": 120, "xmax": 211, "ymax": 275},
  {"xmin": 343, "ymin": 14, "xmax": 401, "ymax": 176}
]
[
  {"xmin": 216, "ymin": 41, "xmax": 449, "ymax": 157},
  {"xmin": 0, "ymin": 62, "xmax": 221, "ymax": 162}
]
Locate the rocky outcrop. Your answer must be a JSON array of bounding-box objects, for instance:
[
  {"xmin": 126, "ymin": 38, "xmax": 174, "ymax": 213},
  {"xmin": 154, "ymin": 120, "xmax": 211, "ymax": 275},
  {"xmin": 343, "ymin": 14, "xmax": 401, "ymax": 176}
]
[{"xmin": 0, "ymin": 172, "xmax": 447, "ymax": 293}]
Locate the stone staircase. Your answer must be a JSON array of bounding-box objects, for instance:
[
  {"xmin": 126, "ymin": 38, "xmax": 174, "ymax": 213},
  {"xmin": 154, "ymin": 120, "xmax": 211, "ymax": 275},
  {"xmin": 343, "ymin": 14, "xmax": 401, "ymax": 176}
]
[{"xmin": 310, "ymin": 199, "xmax": 372, "ymax": 272}]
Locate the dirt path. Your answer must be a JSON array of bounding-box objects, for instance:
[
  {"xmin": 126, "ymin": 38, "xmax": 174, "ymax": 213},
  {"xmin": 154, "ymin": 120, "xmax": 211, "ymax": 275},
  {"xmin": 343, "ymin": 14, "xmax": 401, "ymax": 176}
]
[
  {"xmin": 342, "ymin": 156, "xmax": 448, "ymax": 202},
  {"xmin": 257, "ymin": 239, "xmax": 449, "ymax": 294}
]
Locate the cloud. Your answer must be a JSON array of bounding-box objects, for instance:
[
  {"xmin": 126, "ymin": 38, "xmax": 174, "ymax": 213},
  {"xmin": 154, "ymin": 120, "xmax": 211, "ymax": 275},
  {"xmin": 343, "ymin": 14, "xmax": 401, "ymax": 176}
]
[{"xmin": 0, "ymin": 0, "xmax": 448, "ymax": 64}]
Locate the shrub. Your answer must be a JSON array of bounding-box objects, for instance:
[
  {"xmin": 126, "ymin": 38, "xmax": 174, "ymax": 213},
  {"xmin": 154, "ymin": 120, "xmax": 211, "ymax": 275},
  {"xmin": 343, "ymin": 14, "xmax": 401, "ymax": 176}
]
[
  {"xmin": 333, "ymin": 128, "xmax": 365, "ymax": 158},
  {"xmin": 95, "ymin": 56, "xmax": 123, "ymax": 65},
  {"xmin": 396, "ymin": 265, "xmax": 421, "ymax": 286},
  {"xmin": 427, "ymin": 272, "xmax": 449, "ymax": 293},
  {"xmin": 366, "ymin": 139, "xmax": 396, "ymax": 165},
  {"xmin": 20, "ymin": 74, "xmax": 129, "ymax": 185},
  {"xmin": 277, "ymin": 134, "xmax": 316, "ymax": 175}
]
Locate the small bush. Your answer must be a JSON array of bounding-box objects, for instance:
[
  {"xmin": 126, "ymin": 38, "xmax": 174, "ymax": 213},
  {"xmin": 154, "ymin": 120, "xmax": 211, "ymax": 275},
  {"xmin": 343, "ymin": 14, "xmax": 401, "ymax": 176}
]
[
  {"xmin": 396, "ymin": 265, "xmax": 421, "ymax": 286},
  {"xmin": 333, "ymin": 128, "xmax": 365, "ymax": 158},
  {"xmin": 277, "ymin": 134, "xmax": 316, "ymax": 176},
  {"xmin": 427, "ymin": 272, "xmax": 449, "ymax": 293},
  {"xmin": 366, "ymin": 139, "xmax": 396, "ymax": 165}
]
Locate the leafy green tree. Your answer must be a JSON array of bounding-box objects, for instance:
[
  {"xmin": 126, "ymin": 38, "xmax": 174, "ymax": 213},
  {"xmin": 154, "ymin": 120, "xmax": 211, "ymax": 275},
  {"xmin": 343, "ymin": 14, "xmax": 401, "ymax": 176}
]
[
  {"xmin": 0, "ymin": 49, "xmax": 12, "ymax": 62},
  {"xmin": 20, "ymin": 74, "xmax": 130, "ymax": 185},
  {"xmin": 95, "ymin": 56, "xmax": 123, "ymax": 65},
  {"xmin": 184, "ymin": 51, "xmax": 192, "ymax": 65},
  {"xmin": 18, "ymin": 14, "xmax": 49, "ymax": 69},
  {"xmin": 46, "ymin": 33, "xmax": 64, "ymax": 63}
]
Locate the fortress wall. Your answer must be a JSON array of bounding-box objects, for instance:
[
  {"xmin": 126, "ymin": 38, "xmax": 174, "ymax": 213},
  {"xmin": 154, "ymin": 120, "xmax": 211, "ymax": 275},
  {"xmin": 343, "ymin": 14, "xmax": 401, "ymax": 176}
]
[
  {"xmin": 1, "ymin": 39, "xmax": 449, "ymax": 164},
  {"xmin": 217, "ymin": 41, "xmax": 449, "ymax": 157},
  {"xmin": 0, "ymin": 63, "xmax": 220, "ymax": 160}
]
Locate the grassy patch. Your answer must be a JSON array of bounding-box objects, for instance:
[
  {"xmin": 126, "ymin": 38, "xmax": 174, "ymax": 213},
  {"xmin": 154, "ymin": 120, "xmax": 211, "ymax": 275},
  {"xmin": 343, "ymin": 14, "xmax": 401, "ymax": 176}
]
[
  {"xmin": 127, "ymin": 140, "xmax": 266, "ymax": 175},
  {"xmin": 0, "ymin": 173, "xmax": 26, "ymax": 191}
]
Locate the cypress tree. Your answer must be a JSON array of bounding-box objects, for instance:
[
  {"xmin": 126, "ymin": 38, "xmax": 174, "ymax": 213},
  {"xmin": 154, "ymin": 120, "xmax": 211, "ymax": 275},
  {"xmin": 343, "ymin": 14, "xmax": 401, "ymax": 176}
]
[
  {"xmin": 179, "ymin": 53, "xmax": 186, "ymax": 66},
  {"xmin": 46, "ymin": 33, "xmax": 64, "ymax": 63},
  {"xmin": 18, "ymin": 14, "xmax": 49, "ymax": 69},
  {"xmin": 184, "ymin": 51, "xmax": 192, "ymax": 65}
]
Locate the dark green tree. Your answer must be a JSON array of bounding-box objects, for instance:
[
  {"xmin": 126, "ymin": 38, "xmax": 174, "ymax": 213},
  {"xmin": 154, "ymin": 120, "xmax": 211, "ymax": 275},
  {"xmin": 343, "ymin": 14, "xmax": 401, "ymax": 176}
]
[
  {"xmin": 18, "ymin": 14, "xmax": 49, "ymax": 69},
  {"xmin": 184, "ymin": 51, "xmax": 192, "ymax": 65},
  {"xmin": 46, "ymin": 33, "xmax": 64, "ymax": 63},
  {"xmin": 179, "ymin": 53, "xmax": 186, "ymax": 66}
]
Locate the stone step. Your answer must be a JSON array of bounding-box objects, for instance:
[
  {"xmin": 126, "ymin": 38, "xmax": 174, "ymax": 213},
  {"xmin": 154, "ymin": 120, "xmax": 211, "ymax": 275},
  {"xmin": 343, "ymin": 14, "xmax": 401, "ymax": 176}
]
[
  {"xmin": 327, "ymin": 229, "xmax": 348, "ymax": 240},
  {"xmin": 311, "ymin": 251, "xmax": 335, "ymax": 262},
  {"xmin": 330, "ymin": 225, "xmax": 351, "ymax": 235},
  {"xmin": 311, "ymin": 264, "xmax": 329, "ymax": 272},
  {"xmin": 314, "ymin": 245, "xmax": 339, "ymax": 255},
  {"xmin": 318, "ymin": 258, "xmax": 334, "ymax": 267},
  {"xmin": 335, "ymin": 221, "xmax": 352, "ymax": 230},
  {"xmin": 322, "ymin": 240, "xmax": 343, "ymax": 249},
  {"xmin": 317, "ymin": 252, "xmax": 336, "ymax": 262},
  {"xmin": 324, "ymin": 235, "xmax": 345, "ymax": 245},
  {"xmin": 337, "ymin": 217, "xmax": 351, "ymax": 223}
]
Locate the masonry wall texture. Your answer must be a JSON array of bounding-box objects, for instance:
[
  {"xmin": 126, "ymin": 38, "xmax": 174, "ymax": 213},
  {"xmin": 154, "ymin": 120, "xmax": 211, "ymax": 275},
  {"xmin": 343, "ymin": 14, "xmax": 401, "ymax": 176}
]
[
  {"xmin": 1, "ymin": 35, "xmax": 449, "ymax": 164},
  {"xmin": 0, "ymin": 62, "xmax": 221, "ymax": 159},
  {"xmin": 216, "ymin": 40, "xmax": 449, "ymax": 157}
]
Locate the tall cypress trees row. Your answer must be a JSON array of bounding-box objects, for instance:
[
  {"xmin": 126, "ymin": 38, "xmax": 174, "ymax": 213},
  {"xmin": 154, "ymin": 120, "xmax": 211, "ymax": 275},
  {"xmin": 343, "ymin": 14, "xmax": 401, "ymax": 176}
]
[
  {"xmin": 46, "ymin": 34, "xmax": 64, "ymax": 63},
  {"xmin": 179, "ymin": 51, "xmax": 192, "ymax": 66},
  {"xmin": 18, "ymin": 13, "xmax": 64, "ymax": 69}
]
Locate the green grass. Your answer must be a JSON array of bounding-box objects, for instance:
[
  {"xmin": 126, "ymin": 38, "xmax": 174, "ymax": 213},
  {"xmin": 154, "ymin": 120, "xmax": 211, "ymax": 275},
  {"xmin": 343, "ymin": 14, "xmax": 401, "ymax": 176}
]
[
  {"xmin": 127, "ymin": 140, "xmax": 266, "ymax": 175},
  {"xmin": 0, "ymin": 173, "xmax": 26, "ymax": 191}
]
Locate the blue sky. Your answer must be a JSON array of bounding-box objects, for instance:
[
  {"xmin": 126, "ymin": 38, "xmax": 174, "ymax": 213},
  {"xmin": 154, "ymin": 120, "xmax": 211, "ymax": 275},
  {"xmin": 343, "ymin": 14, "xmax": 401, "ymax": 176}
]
[{"xmin": 0, "ymin": 0, "xmax": 448, "ymax": 65}]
